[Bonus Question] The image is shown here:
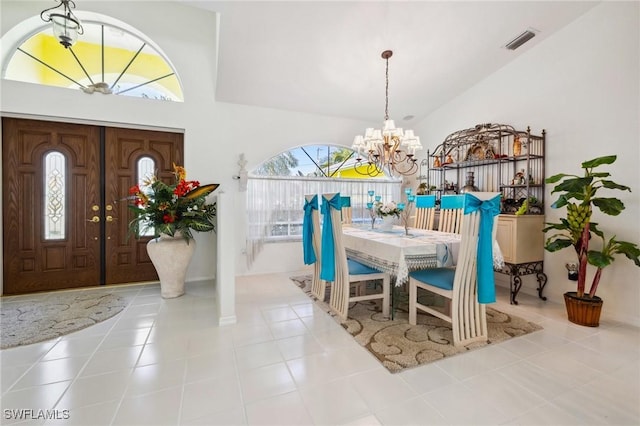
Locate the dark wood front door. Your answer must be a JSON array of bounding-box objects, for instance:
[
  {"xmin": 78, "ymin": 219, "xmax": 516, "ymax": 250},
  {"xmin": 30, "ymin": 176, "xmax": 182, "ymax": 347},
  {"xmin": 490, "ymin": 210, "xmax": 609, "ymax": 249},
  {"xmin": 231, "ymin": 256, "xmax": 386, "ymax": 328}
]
[
  {"xmin": 104, "ymin": 127, "xmax": 183, "ymax": 284},
  {"xmin": 2, "ymin": 118, "xmax": 183, "ymax": 294}
]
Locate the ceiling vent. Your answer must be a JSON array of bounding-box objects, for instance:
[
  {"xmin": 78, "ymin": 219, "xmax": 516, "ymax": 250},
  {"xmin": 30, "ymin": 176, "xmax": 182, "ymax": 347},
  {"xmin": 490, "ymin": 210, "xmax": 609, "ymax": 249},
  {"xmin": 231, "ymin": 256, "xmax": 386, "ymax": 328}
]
[{"xmin": 504, "ymin": 29, "xmax": 537, "ymax": 50}]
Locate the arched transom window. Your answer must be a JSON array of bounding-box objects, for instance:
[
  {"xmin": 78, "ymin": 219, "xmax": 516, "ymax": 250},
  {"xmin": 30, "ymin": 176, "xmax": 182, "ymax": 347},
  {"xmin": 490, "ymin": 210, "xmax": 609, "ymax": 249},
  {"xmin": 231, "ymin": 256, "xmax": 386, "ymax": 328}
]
[{"xmin": 3, "ymin": 18, "xmax": 183, "ymax": 102}]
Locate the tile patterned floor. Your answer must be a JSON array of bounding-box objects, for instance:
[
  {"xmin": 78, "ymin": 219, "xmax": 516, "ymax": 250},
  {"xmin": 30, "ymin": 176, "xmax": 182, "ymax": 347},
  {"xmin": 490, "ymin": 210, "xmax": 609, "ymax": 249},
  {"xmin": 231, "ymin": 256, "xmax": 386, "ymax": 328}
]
[{"xmin": 1, "ymin": 271, "xmax": 639, "ymax": 425}]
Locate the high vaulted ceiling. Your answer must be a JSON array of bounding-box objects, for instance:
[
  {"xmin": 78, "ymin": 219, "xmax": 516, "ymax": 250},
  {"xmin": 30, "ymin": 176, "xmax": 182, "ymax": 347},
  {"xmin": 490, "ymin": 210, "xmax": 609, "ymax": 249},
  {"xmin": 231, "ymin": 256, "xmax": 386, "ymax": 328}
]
[{"xmin": 180, "ymin": 1, "xmax": 599, "ymax": 125}]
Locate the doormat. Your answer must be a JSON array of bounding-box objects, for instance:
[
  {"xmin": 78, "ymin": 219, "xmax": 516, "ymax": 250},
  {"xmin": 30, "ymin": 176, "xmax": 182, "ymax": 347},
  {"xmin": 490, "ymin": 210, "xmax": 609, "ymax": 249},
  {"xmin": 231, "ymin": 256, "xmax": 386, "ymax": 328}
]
[
  {"xmin": 1, "ymin": 291, "xmax": 127, "ymax": 349},
  {"xmin": 290, "ymin": 275, "xmax": 543, "ymax": 373}
]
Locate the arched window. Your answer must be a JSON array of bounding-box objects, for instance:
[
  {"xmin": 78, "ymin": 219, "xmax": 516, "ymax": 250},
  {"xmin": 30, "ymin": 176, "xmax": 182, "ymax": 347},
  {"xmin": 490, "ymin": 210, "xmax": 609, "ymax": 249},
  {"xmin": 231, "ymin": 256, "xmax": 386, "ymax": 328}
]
[
  {"xmin": 245, "ymin": 144, "xmax": 402, "ymax": 267},
  {"xmin": 44, "ymin": 151, "xmax": 66, "ymax": 240},
  {"xmin": 135, "ymin": 156, "xmax": 156, "ymax": 237},
  {"xmin": 3, "ymin": 16, "xmax": 183, "ymax": 101}
]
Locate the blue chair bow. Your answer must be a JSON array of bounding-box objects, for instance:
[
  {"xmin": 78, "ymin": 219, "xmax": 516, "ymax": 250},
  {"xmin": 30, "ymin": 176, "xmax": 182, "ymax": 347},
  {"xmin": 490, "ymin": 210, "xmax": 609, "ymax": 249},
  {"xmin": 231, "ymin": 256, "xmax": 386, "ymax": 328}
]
[
  {"xmin": 463, "ymin": 193, "xmax": 501, "ymax": 303},
  {"xmin": 302, "ymin": 195, "xmax": 318, "ymax": 265},
  {"xmin": 320, "ymin": 193, "xmax": 342, "ymax": 282}
]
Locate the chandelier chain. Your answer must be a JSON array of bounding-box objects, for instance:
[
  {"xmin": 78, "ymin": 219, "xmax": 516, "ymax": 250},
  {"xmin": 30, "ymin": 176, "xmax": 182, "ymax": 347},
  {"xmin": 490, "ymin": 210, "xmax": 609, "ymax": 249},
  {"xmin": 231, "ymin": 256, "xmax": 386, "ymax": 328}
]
[{"xmin": 384, "ymin": 55, "xmax": 389, "ymax": 121}]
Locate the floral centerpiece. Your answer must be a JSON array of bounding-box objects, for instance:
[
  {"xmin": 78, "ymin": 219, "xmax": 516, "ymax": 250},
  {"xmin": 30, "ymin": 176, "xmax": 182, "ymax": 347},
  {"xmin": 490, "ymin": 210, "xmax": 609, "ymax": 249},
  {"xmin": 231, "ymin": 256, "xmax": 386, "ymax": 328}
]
[
  {"xmin": 128, "ymin": 164, "xmax": 219, "ymax": 240},
  {"xmin": 375, "ymin": 201, "xmax": 401, "ymax": 218}
]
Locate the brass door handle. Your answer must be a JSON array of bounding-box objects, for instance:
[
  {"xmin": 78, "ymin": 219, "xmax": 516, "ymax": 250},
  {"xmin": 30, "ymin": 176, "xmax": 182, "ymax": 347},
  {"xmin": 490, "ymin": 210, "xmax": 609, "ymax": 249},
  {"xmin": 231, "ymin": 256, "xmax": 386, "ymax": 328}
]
[
  {"xmin": 88, "ymin": 216, "xmax": 100, "ymax": 223},
  {"xmin": 106, "ymin": 215, "xmax": 117, "ymax": 222}
]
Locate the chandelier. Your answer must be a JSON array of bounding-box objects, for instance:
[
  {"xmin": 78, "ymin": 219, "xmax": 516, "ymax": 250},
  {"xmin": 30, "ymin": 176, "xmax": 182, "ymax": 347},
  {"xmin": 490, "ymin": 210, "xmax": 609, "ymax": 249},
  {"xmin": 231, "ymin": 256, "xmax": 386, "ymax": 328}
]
[
  {"xmin": 352, "ymin": 50, "xmax": 422, "ymax": 177},
  {"xmin": 40, "ymin": 0, "xmax": 84, "ymax": 49}
]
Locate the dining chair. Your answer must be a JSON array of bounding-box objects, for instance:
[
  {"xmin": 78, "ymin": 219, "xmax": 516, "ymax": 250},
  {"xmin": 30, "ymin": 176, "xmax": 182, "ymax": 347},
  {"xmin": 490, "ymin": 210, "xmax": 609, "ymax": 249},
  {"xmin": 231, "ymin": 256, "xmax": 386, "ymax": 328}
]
[
  {"xmin": 408, "ymin": 192, "xmax": 501, "ymax": 347},
  {"xmin": 340, "ymin": 196, "xmax": 353, "ymax": 225},
  {"xmin": 303, "ymin": 194, "xmax": 326, "ymax": 301},
  {"xmin": 320, "ymin": 193, "xmax": 390, "ymax": 320},
  {"xmin": 438, "ymin": 194, "xmax": 465, "ymax": 234},
  {"xmin": 414, "ymin": 195, "xmax": 436, "ymax": 230}
]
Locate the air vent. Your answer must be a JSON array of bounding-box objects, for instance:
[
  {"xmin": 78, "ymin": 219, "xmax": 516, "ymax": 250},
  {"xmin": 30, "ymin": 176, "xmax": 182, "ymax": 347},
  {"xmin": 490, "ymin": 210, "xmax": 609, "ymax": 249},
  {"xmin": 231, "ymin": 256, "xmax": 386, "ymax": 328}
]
[{"xmin": 504, "ymin": 29, "xmax": 537, "ymax": 50}]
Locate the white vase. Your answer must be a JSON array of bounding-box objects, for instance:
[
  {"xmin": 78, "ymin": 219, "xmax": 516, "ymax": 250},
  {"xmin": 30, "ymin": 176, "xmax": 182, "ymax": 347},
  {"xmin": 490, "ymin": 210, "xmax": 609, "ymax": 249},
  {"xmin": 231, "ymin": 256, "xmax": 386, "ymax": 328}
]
[
  {"xmin": 380, "ymin": 216, "xmax": 395, "ymax": 232},
  {"xmin": 146, "ymin": 233, "xmax": 196, "ymax": 298}
]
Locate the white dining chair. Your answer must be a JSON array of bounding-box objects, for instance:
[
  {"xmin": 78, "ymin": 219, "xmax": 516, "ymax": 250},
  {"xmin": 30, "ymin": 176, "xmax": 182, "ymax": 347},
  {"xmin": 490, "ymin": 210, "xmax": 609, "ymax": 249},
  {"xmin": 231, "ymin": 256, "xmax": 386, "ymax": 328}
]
[
  {"xmin": 340, "ymin": 196, "xmax": 353, "ymax": 225},
  {"xmin": 408, "ymin": 192, "xmax": 501, "ymax": 347},
  {"xmin": 303, "ymin": 194, "xmax": 326, "ymax": 301},
  {"xmin": 414, "ymin": 195, "xmax": 436, "ymax": 230},
  {"xmin": 438, "ymin": 194, "xmax": 465, "ymax": 234},
  {"xmin": 320, "ymin": 193, "xmax": 390, "ymax": 320}
]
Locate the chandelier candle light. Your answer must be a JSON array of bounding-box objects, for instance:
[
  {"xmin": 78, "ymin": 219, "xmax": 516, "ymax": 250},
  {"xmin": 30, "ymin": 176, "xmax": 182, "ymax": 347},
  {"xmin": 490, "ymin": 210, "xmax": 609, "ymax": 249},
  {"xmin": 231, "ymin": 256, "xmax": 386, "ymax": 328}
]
[{"xmin": 352, "ymin": 50, "xmax": 423, "ymax": 177}]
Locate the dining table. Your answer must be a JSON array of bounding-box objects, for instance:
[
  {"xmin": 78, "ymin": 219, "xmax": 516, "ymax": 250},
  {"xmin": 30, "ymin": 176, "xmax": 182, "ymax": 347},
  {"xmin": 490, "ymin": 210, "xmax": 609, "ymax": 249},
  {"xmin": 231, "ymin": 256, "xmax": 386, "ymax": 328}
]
[
  {"xmin": 342, "ymin": 224, "xmax": 504, "ymax": 317},
  {"xmin": 342, "ymin": 225, "xmax": 462, "ymax": 287}
]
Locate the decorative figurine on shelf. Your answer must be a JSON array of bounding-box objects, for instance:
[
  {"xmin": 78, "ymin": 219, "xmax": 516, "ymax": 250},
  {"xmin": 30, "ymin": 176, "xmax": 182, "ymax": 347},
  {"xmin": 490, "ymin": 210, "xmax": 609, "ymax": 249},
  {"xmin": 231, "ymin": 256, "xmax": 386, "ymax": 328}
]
[
  {"xmin": 433, "ymin": 156, "xmax": 441, "ymax": 168},
  {"xmin": 512, "ymin": 169, "xmax": 526, "ymax": 185},
  {"xmin": 444, "ymin": 154, "xmax": 454, "ymax": 164},
  {"xmin": 513, "ymin": 136, "xmax": 522, "ymax": 157},
  {"xmin": 460, "ymin": 171, "xmax": 479, "ymax": 193}
]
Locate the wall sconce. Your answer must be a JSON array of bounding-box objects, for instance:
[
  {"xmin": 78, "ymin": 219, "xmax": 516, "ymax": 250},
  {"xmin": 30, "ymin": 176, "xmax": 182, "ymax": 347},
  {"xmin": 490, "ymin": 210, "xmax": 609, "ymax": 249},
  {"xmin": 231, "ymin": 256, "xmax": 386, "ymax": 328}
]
[{"xmin": 232, "ymin": 153, "xmax": 248, "ymax": 192}]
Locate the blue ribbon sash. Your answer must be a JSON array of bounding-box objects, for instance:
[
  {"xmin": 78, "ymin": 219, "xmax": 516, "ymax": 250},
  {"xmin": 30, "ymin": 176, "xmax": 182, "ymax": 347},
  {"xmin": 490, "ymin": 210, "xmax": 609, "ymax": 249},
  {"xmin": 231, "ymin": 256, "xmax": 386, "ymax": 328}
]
[
  {"xmin": 302, "ymin": 195, "xmax": 318, "ymax": 265},
  {"xmin": 463, "ymin": 193, "xmax": 501, "ymax": 304},
  {"xmin": 320, "ymin": 193, "xmax": 342, "ymax": 282}
]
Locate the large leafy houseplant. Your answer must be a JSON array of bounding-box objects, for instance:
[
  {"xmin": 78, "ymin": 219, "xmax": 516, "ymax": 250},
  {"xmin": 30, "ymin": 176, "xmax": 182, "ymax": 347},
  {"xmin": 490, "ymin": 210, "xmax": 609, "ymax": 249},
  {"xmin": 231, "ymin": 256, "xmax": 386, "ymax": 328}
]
[
  {"xmin": 543, "ymin": 155, "xmax": 640, "ymax": 299},
  {"xmin": 128, "ymin": 164, "xmax": 219, "ymax": 240}
]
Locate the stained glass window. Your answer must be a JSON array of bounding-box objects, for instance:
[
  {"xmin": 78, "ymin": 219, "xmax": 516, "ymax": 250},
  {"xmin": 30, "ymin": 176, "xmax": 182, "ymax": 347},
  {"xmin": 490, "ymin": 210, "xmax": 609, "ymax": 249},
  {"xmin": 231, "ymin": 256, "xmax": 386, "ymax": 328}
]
[
  {"xmin": 137, "ymin": 156, "xmax": 155, "ymax": 236},
  {"xmin": 44, "ymin": 151, "xmax": 66, "ymax": 240}
]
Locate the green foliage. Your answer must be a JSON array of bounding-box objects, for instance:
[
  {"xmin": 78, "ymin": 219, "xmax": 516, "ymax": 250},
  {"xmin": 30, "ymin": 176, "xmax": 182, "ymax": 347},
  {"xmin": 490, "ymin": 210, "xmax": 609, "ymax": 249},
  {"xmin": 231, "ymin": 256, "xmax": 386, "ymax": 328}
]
[{"xmin": 543, "ymin": 155, "xmax": 639, "ymax": 298}]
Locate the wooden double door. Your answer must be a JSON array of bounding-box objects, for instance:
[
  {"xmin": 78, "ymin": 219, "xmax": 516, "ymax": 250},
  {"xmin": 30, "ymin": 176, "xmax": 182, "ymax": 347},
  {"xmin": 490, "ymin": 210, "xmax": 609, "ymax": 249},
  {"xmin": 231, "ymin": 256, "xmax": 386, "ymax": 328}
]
[{"xmin": 2, "ymin": 118, "xmax": 184, "ymax": 294}]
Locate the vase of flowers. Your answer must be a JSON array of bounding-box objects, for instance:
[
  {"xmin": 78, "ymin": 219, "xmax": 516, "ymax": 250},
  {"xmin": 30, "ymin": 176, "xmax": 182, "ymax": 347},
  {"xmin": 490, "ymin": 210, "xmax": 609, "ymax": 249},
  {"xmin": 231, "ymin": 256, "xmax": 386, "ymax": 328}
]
[
  {"xmin": 376, "ymin": 201, "xmax": 401, "ymax": 232},
  {"xmin": 128, "ymin": 164, "xmax": 219, "ymax": 298}
]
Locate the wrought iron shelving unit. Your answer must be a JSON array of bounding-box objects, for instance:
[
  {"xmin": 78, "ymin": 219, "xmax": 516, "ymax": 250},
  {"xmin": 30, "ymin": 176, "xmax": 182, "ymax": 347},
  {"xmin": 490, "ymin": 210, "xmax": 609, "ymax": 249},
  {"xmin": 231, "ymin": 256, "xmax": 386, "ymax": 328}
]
[{"xmin": 428, "ymin": 123, "xmax": 548, "ymax": 304}]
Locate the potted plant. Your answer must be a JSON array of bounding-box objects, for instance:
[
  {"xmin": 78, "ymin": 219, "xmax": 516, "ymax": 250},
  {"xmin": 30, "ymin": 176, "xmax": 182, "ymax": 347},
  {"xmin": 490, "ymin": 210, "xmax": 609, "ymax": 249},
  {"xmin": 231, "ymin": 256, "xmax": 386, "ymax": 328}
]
[
  {"xmin": 543, "ymin": 155, "xmax": 640, "ymax": 326},
  {"xmin": 127, "ymin": 163, "xmax": 219, "ymax": 298}
]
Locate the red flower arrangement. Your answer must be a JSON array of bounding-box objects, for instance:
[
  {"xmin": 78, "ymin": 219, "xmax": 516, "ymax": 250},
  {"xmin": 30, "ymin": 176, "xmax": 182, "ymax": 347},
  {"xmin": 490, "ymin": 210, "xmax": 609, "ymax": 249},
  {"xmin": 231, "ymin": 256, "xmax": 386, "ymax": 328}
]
[{"xmin": 127, "ymin": 164, "xmax": 219, "ymax": 239}]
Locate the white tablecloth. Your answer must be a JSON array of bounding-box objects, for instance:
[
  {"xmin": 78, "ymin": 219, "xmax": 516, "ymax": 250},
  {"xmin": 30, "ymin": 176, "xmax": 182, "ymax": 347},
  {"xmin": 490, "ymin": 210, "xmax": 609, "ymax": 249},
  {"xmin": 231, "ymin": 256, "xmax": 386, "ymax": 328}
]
[
  {"xmin": 342, "ymin": 225, "xmax": 503, "ymax": 286},
  {"xmin": 342, "ymin": 226, "xmax": 460, "ymax": 286}
]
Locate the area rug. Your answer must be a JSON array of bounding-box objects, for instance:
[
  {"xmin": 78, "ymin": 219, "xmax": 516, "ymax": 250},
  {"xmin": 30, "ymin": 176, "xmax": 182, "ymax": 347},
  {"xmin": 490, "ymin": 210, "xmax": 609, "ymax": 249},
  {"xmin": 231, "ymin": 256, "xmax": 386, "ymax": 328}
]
[
  {"xmin": 290, "ymin": 275, "xmax": 543, "ymax": 373},
  {"xmin": 1, "ymin": 291, "xmax": 127, "ymax": 350}
]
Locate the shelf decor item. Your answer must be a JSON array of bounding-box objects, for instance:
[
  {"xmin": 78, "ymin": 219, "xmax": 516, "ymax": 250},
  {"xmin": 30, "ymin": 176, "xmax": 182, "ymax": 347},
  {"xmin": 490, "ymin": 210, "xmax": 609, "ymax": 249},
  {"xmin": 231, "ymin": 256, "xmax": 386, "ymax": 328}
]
[
  {"xmin": 127, "ymin": 164, "xmax": 219, "ymax": 298},
  {"xmin": 543, "ymin": 155, "xmax": 640, "ymax": 326},
  {"xmin": 513, "ymin": 136, "xmax": 522, "ymax": 156}
]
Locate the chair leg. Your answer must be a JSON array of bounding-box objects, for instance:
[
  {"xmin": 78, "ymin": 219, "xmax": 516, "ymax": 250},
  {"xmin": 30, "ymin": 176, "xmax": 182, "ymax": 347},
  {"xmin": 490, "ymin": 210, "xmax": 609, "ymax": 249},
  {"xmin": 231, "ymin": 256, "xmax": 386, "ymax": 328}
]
[{"xmin": 409, "ymin": 279, "xmax": 417, "ymax": 325}]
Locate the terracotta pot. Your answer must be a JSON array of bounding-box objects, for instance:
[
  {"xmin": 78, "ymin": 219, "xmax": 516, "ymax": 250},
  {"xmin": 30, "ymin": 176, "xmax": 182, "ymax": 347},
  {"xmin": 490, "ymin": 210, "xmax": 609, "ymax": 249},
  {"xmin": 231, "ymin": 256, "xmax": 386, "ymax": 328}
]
[
  {"xmin": 147, "ymin": 233, "xmax": 196, "ymax": 298},
  {"xmin": 563, "ymin": 292, "xmax": 603, "ymax": 327}
]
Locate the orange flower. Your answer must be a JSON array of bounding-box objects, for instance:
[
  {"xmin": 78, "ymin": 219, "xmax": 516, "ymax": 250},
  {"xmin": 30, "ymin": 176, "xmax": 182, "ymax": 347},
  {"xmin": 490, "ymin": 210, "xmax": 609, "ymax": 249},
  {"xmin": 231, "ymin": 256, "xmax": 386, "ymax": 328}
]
[{"xmin": 173, "ymin": 163, "xmax": 187, "ymax": 181}]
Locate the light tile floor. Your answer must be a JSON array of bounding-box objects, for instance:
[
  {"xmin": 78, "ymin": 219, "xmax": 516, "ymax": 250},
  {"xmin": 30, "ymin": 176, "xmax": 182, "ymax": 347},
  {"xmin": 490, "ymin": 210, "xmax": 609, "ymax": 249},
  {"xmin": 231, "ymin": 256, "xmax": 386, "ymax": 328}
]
[{"xmin": 1, "ymin": 271, "xmax": 639, "ymax": 426}]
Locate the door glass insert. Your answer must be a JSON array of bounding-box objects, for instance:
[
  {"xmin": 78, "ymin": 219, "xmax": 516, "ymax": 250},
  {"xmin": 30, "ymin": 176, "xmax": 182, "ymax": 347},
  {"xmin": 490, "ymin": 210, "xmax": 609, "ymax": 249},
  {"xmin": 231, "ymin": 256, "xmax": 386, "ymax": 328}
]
[
  {"xmin": 44, "ymin": 151, "xmax": 66, "ymax": 240},
  {"xmin": 137, "ymin": 156, "xmax": 155, "ymax": 236}
]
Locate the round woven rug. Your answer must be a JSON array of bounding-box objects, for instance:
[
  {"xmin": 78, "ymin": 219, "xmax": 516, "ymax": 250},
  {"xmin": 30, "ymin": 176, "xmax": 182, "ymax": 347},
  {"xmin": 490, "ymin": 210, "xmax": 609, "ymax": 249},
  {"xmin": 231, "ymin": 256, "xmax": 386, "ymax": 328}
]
[{"xmin": 1, "ymin": 291, "xmax": 127, "ymax": 349}]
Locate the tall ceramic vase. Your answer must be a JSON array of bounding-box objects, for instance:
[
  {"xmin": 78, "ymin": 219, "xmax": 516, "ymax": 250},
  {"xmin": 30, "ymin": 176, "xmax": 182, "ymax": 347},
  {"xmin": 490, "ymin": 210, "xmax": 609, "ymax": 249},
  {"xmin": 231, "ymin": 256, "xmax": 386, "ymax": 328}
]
[{"xmin": 146, "ymin": 233, "xmax": 196, "ymax": 298}]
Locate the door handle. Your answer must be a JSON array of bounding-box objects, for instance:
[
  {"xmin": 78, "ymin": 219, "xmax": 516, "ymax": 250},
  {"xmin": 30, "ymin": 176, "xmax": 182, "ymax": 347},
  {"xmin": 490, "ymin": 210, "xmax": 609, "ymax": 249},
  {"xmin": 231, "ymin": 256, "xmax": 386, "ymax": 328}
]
[
  {"xmin": 88, "ymin": 216, "xmax": 100, "ymax": 223},
  {"xmin": 106, "ymin": 215, "xmax": 117, "ymax": 222}
]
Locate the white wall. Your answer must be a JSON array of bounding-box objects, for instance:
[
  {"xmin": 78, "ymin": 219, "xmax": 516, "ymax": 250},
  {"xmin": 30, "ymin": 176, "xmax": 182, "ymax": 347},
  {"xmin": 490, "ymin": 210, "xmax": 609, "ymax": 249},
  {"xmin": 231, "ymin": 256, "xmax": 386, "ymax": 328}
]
[
  {"xmin": 414, "ymin": 2, "xmax": 640, "ymax": 326},
  {"xmin": 0, "ymin": 1, "xmax": 375, "ymax": 290}
]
